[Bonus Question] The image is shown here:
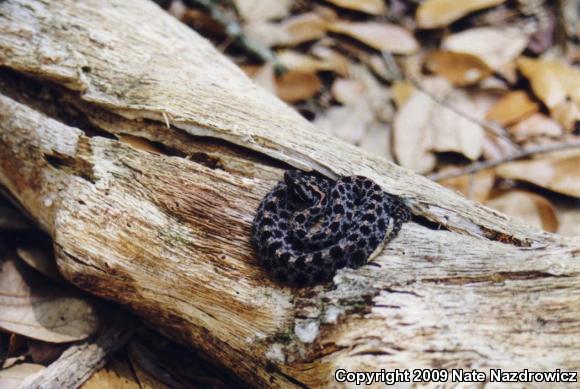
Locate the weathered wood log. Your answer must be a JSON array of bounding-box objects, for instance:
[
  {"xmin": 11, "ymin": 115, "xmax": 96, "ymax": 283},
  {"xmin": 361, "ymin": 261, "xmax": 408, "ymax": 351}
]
[{"xmin": 1, "ymin": 0, "xmax": 579, "ymax": 387}]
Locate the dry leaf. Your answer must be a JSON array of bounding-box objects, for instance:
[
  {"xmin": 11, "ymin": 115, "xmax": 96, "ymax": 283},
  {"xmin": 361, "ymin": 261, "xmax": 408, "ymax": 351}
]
[
  {"xmin": 431, "ymin": 88, "xmax": 489, "ymax": 160},
  {"xmin": 280, "ymin": 13, "xmax": 327, "ymax": 46},
  {"xmin": 555, "ymin": 198, "xmax": 580, "ymax": 236},
  {"xmin": 331, "ymin": 78, "xmax": 366, "ymax": 105},
  {"xmin": 517, "ymin": 57, "xmax": 580, "ymax": 130},
  {"xmin": 326, "ymin": 21, "xmax": 418, "ymax": 54},
  {"xmin": 0, "ymin": 363, "xmax": 45, "ymax": 389},
  {"xmin": 277, "ymin": 51, "xmax": 345, "ymax": 75},
  {"xmin": 315, "ymin": 102, "xmax": 373, "ymax": 144},
  {"xmin": 424, "ymin": 51, "xmax": 492, "ymax": 86},
  {"xmin": 118, "ymin": 135, "xmax": 163, "ymax": 155},
  {"xmin": 0, "ymin": 256, "xmax": 99, "ymax": 343},
  {"xmin": 16, "ymin": 246, "xmax": 62, "ymax": 281},
  {"xmin": 27, "ymin": 339, "xmax": 68, "ymax": 365},
  {"xmin": 417, "ymin": 0, "xmax": 507, "ymax": 29},
  {"xmin": 324, "ymin": 0, "xmax": 386, "ymax": 15},
  {"xmin": 319, "ymin": 64, "xmax": 393, "ymax": 149},
  {"xmin": 359, "ymin": 122, "xmax": 392, "ymax": 159},
  {"xmin": 486, "ymin": 190, "xmax": 558, "ymax": 232},
  {"xmin": 485, "ymin": 91, "xmax": 539, "ymax": 126},
  {"xmin": 309, "ymin": 45, "xmax": 349, "ymax": 77},
  {"xmin": 245, "ymin": 13, "xmax": 328, "ymax": 48},
  {"xmin": 440, "ymin": 168, "xmax": 495, "ymax": 202},
  {"xmin": 391, "ymin": 80, "xmax": 415, "ymax": 108},
  {"xmin": 246, "ymin": 63, "xmax": 276, "ymax": 94},
  {"xmin": 442, "ymin": 27, "xmax": 528, "ymax": 69},
  {"xmin": 82, "ymin": 356, "xmax": 141, "ymax": 389},
  {"xmin": 478, "ymin": 76, "xmax": 510, "ymax": 91},
  {"xmin": 393, "ymin": 85, "xmax": 437, "ymax": 173},
  {"xmin": 234, "ymin": 0, "xmax": 291, "ymax": 23},
  {"xmin": 330, "ymin": 64, "xmax": 392, "ymax": 117},
  {"xmin": 394, "ymin": 78, "xmax": 489, "ymax": 172},
  {"xmin": 275, "ymin": 71, "xmax": 322, "ymax": 103},
  {"xmin": 551, "ymin": 100, "xmax": 580, "ymax": 132},
  {"xmin": 242, "ymin": 22, "xmax": 290, "ymax": 48},
  {"xmin": 508, "ymin": 113, "xmax": 563, "ymax": 142},
  {"xmin": 517, "ymin": 57, "xmax": 580, "ymax": 108},
  {"xmin": 496, "ymin": 151, "xmax": 580, "ymax": 198}
]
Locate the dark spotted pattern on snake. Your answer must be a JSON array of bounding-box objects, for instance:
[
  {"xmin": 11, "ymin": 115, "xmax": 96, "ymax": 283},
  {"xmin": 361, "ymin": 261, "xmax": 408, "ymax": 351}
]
[{"xmin": 251, "ymin": 170, "xmax": 411, "ymax": 285}]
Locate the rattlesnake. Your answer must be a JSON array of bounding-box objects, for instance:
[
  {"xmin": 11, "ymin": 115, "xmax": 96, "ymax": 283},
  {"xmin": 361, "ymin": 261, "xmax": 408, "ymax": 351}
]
[{"xmin": 252, "ymin": 170, "xmax": 411, "ymax": 285}]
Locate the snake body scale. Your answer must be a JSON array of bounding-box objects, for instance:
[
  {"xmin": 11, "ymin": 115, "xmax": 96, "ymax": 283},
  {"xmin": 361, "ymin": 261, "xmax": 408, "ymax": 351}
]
[{"xmin": 252, "ymin": 170, "xmax": 411, "ymax": 285}]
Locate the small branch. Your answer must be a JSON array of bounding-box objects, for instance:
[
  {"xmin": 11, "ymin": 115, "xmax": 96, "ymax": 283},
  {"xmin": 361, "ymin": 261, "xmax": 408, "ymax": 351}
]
[
  {"xmin": 428, "ymin": 140, "xmax": 580, "ymax": 181},
  {"xmin": 20, "ymin": 319, "xmax": 134, "ymax": 389},
  {"xmin": 181, "ymin": 0, "xmax": 277, "ymax": 64}
]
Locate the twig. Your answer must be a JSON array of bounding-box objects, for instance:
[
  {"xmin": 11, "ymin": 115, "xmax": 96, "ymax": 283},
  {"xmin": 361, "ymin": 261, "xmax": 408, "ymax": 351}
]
[
  {"xmin": 181, "ymin": 0, "xmax": 277, "ymax": 64},
  {"xmin": 428, "ymin": 140, "xmax": 580, "ymax": 181},
  {"xmin": 20, "ymin": 318, "xmax": 134, "ymax": 389}
]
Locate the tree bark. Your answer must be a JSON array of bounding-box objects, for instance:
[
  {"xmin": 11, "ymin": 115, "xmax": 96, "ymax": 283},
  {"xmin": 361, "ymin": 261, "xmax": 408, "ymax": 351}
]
[{"xmin": 1, "ymin": 0, "xmax": 579, "ymax": 387}]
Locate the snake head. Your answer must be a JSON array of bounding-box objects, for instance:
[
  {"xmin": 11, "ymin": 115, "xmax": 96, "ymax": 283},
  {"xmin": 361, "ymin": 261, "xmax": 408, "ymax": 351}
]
[{"xmin": 284, "ymin": 170, "xmax": 323, "ymax": 206}]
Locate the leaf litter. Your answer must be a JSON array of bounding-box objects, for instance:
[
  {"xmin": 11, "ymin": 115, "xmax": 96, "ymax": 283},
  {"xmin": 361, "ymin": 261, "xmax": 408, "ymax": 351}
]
[{"xmin": 2, "ymin": 0, "xmax": 580, "ymax": 386}]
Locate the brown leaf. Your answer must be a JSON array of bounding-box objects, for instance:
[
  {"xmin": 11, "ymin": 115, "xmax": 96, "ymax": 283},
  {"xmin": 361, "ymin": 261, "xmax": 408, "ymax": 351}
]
[
  {"xmin": 0, "ymin": 256, "xmax": 99, "ymax": 343},
  {"xmin": 442, "ymin": 27, "xmax": 528, "ymax": 70},
  {"xmin": 0, "ymin": 363, "xmax": 45, "ymax": 389},
  {"xmin": 324, "ymin": 0, "xmax": 386, "ymax": 15},
  {"xmin": 119, "ymin": 135, "xmax": 164, "ymax": 154},
  {"xmin": 517, "ymin": 57, "xmax": 580, "ymax": 108},
  {"xmin": 180, "ymin": 9, "xmax": 224, "ymax": 36},
  {"xmin": 277, "ymin": 51, "xmax": 346, "ymax": 75},
  {"xmin": 27, "ymin": 339, "xmax": 68, "ymax": 365},
  {"xmin": 440, "ymin": 169, "xmax": 495, "ymax": 202},
  {"xmin": 309, "ymin": 45, "xmax": 350, "ymax": 77},
  {"xmin": 485, "ymin": 190, "xmax": 558, "ymax": 232},
  {"xmin": 280, "ymin": 13, "xmax": 327, "ymax": 46},
  {"xmin": 508, "ymin": 113, "xmax": 563, "ymax": 143},
  {"xmin": 245, "ymin": 63, "xmax": 276, "ymax": 94},
  {"xmin": 393, "ymin": 83, "xmax": 437, "ymax": 173},
  {"xmin": 4, "ymin": 334, "xmax": 27, "ymax": 365},
  {"xmin": 275, "ymin": 71, "xmax": 321, "ymax": 103},
  {"xmin": 496, "ymin": 151, "xmax": 580, "ymax": 198},
  {"xmin": 555, "ymin": 198, "xmax": 580, "ymax": 236},
  {"xmin": 233, "ymin": 0, "xmax": 291, "ymax": 23},
  {"xmin": 431, "ymin": 88, "xmax": 490, "ymax": 160},
  {"xmin": 485, "ymin": 91, "xmax": 539, "ymax": 126},
  {"xmin": 245, "ymin": 13, "xmax": 329, "ymax": 48},
  {"xmin": 331, "ymin": 78, "xmax": 366, "ymax": 105},
  {"xmin": 82, "ymin": 355, "xmax": 141, "ymax": 389},
  {"xmin": 391, "ymin": 80, "xmax": 415, "ymax": 108},
  {"xmin": 359, "ymin": 122, "xmax": 392, "ymax": 159},
  {"xmin": 315, "ymin": 103, "xmax": 373, "ymax": 144},
  {"xmin": 551, "ymin": 100, "xmax": 580, "ymax": 133},
  {"xmin": 319, "ymin": 65, "xmax": 393, "ymax": 151},
  {"xmin": 243, "ymin": 21, "xmax": 291, "ymax": 48},
  {"xmin": 394, "ymin": 78, "xmax": 489, "ymax": 172},
  {"xmin": 16, "ymin": 246, "xmax": 62, "ymax": 282},
  {"xmin": 424, "ymin": 51, "xmax": 493, "ymax": 86},
  {"xmin": 417, "ymin": 0, "xmax": 507, "ymax": 29},
  {"xmin": 517, "ymin": 57, "xmax": 580, "ymax": 131},
  {"xmin": 326, "ymin": 21, "xmax": 418, "ymax": 54}
]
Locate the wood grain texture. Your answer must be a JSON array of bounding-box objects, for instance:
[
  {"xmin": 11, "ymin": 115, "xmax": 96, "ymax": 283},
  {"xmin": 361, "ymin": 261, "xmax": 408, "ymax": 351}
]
[{"xmin": 1, "ymin": 0, "xmax": 579, "ymax": 387}]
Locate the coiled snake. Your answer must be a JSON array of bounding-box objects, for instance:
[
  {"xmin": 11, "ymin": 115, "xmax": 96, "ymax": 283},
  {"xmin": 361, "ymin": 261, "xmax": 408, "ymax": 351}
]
[{"xmin": 252, "ymin": 170, "xmax": 411, "ymax": 285}]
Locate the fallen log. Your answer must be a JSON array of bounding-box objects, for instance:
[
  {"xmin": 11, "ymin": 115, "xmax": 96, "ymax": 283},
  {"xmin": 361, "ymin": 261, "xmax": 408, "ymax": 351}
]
[{"xmin": 1, "ymin": 0, "xmax": 579, "ymax": 387}]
